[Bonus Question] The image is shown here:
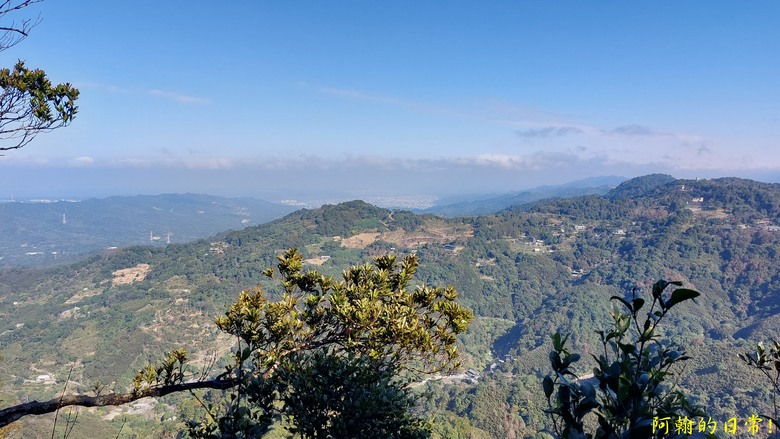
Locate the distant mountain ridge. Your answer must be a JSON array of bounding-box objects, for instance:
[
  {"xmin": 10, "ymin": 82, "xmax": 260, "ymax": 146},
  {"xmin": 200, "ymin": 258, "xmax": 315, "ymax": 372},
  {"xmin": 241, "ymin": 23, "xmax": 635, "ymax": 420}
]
[
  {"xmin": 420, "ymin": 175, "xmax": 627, "ymax": 217},
  {"xmin": 0, "ymin": 177, "xmax": 628, "ymax": 267},
  {"xmin": 0, "ymin": 193, "xmax": 296, "ymax": 268},
  {"xmin": 606, "ymin": 173, "xmax": 677, "ymax": 199}
]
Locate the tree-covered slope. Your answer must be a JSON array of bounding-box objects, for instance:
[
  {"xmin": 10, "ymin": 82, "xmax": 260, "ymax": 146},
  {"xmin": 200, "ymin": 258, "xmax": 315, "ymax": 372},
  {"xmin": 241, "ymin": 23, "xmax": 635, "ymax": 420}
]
[{"xmin": 1, "ymin": 176, "xmax": 779, "ymax": 437}]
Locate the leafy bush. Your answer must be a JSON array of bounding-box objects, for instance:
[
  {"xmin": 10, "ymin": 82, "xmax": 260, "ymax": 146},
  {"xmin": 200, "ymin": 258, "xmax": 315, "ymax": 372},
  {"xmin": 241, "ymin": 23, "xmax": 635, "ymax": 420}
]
[{"xmin": 543, "ymin": 280, "xmax": 707, "ymax": 438}]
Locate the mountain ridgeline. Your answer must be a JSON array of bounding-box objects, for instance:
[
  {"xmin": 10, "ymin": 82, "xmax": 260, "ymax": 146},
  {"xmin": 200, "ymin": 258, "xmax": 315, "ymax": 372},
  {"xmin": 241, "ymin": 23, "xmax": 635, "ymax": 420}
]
[
  {"xmin": 1, "ymin": 175, "xmax": 779, "ymax": 437},
  {"xmin": 419, "ymin": 175, "xmax": 626, "ymax": 217}
]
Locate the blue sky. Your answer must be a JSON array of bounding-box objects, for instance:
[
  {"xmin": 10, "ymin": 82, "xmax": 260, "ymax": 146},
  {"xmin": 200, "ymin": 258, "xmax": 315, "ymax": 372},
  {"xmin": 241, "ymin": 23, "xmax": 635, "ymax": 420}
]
[{"xmin": 1, "ymin": 1, "xmax": 778, "ymax": 201}]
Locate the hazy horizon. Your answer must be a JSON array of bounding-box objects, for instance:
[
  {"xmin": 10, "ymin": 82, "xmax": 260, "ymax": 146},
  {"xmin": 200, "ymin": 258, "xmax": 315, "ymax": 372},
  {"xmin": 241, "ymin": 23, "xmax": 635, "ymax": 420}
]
[
  {"xmin": 4, "ymin": 171, "xmax": 780, "ymax": 211},
  {"xmin": 1, "ymin": 2, "xmax": 778, "ymax": 201}
]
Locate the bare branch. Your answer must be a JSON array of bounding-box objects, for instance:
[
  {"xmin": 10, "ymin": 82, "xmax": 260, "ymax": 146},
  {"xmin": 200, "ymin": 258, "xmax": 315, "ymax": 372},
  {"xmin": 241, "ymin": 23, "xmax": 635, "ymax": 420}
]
[
  {"xmin": 0, "ymin": 26, "xmax": 28, "ymax": 36},
  {"xmin": 0, "ymin": 378, "xmax": 238, "ymax": 429},
  {"xmin": 0, "ymin": 0, "xmax": 42, "ymax": 51}
]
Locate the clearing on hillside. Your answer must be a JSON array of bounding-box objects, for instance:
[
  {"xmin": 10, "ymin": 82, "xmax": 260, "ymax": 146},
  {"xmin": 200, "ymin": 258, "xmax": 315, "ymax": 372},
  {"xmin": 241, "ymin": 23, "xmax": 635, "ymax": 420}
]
[
  {"xmin": 304, "ymin": 255, "xmax": 332, "ymax": 265},
  {"xmin": 340, "ymin": 232, "xmax": 381, "ymax": 249},
  {"xmin": 112, "ymin": 263, "xmax": 151, "ymax": 286}
]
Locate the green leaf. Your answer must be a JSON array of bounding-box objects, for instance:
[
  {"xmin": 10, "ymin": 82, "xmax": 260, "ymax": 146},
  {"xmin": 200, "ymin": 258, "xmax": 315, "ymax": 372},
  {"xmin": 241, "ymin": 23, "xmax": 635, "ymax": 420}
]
[
  {"xmin": 665, "ymin": 288, "xmax": 700, "ymax": 309},
  {"xmin": 652, "ymin": 280, "xmax": 669, "ymax": 299},
  {"xmin": 617, "ymin": 315, "xmax": 630, "ymax": 334},
  {"xmin": 543, "ymin": 375, "xmax": 554, "ymax": 399},
  {"xmin": 550, "ymin": 351, "xmax": 563, "ymax": 370},
  {"xmin": 610, "ymin": 296, "xmax": 632, "ymax": 311},
  {"xmin": 618, "ymin": 342, "xmax": 636, "ymax": 356},
  {"xmin": 551, "ymin": 332, "xmax": 569, "ymax": 353},
  {"xmin": 631, "ymin": 298, "xmax": 645, "ymax": 313},
  {"xmin": 552, "ymin": 332, "xmax": 562, "ymax": 352}
]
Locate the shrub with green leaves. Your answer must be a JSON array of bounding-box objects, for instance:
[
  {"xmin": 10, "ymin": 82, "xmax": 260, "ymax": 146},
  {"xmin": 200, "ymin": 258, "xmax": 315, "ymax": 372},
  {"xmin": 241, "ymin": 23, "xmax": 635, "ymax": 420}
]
[
  {"xmin": 188, "ymin": 248, "xmax": 472, "ymax": 438},
  {"xmin": 543, "ymin": 280, "xmax": 708, "ymax": 438},
  {"xmin": 739, "ymin": 339, "xmax": 780, "ymax": 436}
]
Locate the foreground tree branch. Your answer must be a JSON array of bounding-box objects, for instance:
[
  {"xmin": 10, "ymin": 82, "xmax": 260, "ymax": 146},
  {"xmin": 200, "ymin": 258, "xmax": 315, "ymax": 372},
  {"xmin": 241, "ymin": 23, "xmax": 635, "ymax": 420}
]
[
  {"xmin": 0, "ymin": 249, "xmax": 472, "ymax": 437},
  {"xmin": 0, "ymin": 1, "xmax": 79, "ymax": 151},
  {"xmin": 0, "ymin": 0, "xmax": 42, "ymax": 49},
  {"xmin": 0, "ymin": 377, "xmax": 238, "ymax": 428},
  {"xmin": 0, "ymin": 60, "xmax": 79, "ymax": 150}
]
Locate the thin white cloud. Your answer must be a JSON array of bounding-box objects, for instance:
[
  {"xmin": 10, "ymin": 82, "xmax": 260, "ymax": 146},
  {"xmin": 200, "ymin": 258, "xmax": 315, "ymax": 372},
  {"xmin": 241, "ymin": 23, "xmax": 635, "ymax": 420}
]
[
  {"xmin": 4, "ymin": 150, "xmax": 780, "ymax": 200},
  {"xmin": 77, "ymin": 82, "xmax": 126, "ymax": 94},
  {"xmin": 69, "ymin": 156, "xmax": 95, "ymax": 166},
  {"xmin": 609, "ymin": 125, "xmax": 661, "ymax": 137},
  {"xmin": 78, "ymin": 82, "xmax": 210, "ymax": 105},
  {"xmin": 515, "ymin": 126, "xmax": 584, "ymax": 139},
  {"xmin": 449, "ymin": 151, "xmax": 601, "ymax": 171},
  {"xmin": 42, "ymin": 152, "xmax": 581, "ymax": 173},
  {"xmin": 146, "ymin": 89, "xmax": 210, "ymax": 105},
  {"xmin": 181, "ymin": 157, "xmax": 234, "ymax": 169},
  {"xmin": 506, "ymin": 117, "xmax": 715, "ymax": 171},
  {"xmin": 0, "ymin": 155, "xmax": 51, "ymax": 166},
  {"xmin": 103, "ymin": 157, "xmax": 234, "ymax": 170},
  {"xmin": 291, "ymin": 87, "xmax": 769, "ymax": 175},
  {"xmin": 0, "ymin": 149, "xmax": 740, "ymax": 173},
  {"xmin": 312, "ymin": 87, "xmax": 708, "ymax": 162},
  {"xmin": 318, "ymin": 87, "xmax": 398, "ymax": 104},
  {"xmin": 483, "ymin": 100, "xmax": 706, "ymax": 146},
  {"xmin": 314, "ymin": 85, "xmax": 459, "ymax": 116}
]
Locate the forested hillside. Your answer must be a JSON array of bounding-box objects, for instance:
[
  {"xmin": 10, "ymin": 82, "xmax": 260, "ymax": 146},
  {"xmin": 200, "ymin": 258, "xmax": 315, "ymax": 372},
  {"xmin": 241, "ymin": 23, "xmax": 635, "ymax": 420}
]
[{"xmin": 0, "ymin": 175, "xmax": 778, "ymax": 437}]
